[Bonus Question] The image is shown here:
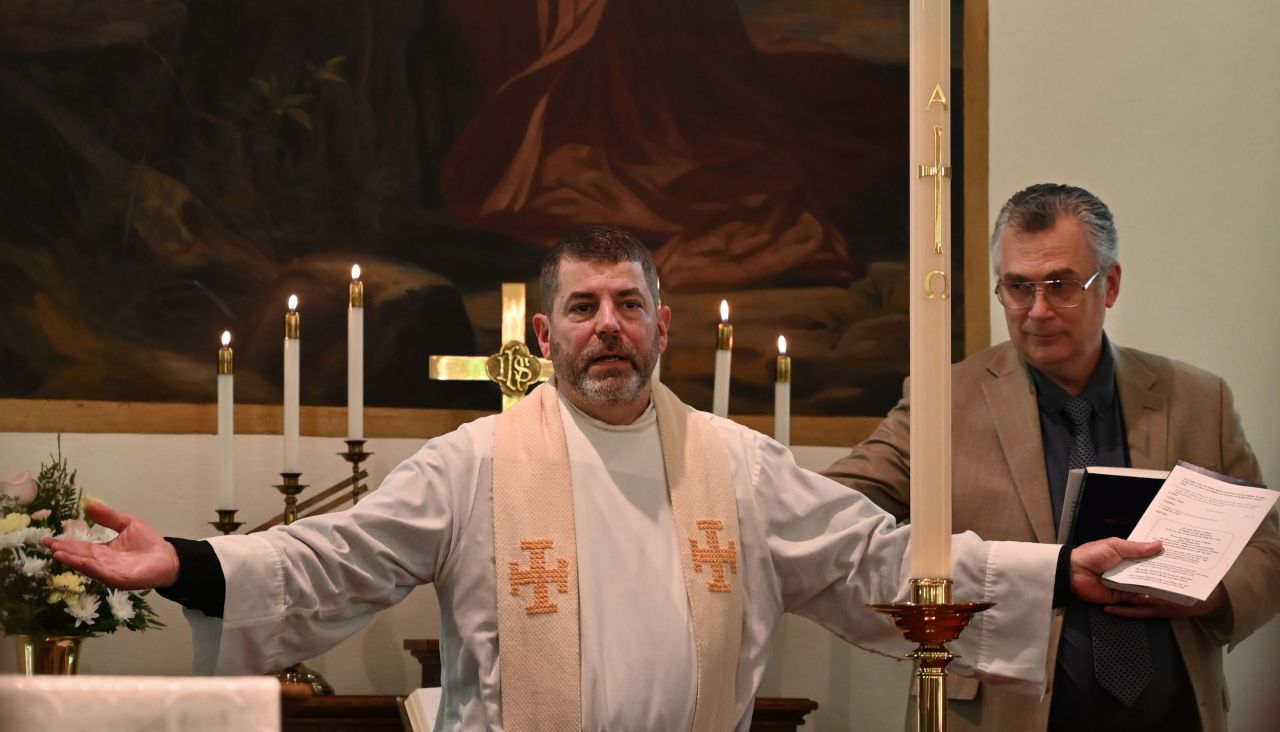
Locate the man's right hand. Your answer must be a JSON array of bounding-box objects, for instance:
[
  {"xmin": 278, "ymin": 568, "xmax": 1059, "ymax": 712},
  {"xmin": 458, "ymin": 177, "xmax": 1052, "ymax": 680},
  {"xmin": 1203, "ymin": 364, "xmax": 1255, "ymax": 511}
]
[{"xmin": 44, "ymin": 501, "xmax": 180, "ymax": 590}]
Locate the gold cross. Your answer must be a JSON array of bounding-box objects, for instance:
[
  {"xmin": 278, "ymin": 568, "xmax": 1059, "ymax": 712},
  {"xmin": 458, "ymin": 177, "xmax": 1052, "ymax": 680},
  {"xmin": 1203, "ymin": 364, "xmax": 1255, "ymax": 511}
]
[
  {"xmin": 689, "ymin": 519, "xmax": 738, "ymax": 593},
  {"xmin": 428, "ymin": 283, "xmax": 554, "ymax": 410},
  {"xmin": 917, "ymin": 124, "xmax": 951, "ymax": 254},
  {"xmin": 509, "ymin": 538, "xmax": 570, "ymax": 615}
]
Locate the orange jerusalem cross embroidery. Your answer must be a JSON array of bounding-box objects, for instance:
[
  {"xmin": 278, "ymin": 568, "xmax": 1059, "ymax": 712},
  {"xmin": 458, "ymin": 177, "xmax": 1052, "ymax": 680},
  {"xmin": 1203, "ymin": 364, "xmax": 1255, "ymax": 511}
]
[
  {"xmin": 689, "ymin": 519, "xmax": 738, "ymax": 593},
  {"xmin": 509, "ymin": 538, "xmax": 570, "ymax": 615}
]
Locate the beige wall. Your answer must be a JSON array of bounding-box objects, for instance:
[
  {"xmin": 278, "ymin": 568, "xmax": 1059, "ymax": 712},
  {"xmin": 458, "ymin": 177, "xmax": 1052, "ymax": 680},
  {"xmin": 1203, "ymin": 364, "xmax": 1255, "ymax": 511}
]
[{"xmin": 988, "ymin": 2, "xmax": 1280, "ymax": 729}]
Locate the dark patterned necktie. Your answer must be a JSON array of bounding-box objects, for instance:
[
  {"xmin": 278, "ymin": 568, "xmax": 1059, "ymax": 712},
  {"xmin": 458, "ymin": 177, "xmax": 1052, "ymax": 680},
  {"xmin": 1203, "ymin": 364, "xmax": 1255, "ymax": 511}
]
[{"xmin": 1064, "ymin": 396, "xmax": 1153, "ymax": 707}]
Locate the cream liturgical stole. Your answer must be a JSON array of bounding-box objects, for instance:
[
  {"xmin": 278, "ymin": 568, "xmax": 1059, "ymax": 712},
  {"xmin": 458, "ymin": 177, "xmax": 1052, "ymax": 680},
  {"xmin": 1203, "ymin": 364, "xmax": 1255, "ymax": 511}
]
[{"xmin": 492, "ymin": 382, "xmax": 743, "ymax": 732}]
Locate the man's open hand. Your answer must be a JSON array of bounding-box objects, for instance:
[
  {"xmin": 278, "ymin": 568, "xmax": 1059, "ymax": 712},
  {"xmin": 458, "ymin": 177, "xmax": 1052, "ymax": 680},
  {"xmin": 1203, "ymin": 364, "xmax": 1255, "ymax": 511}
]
[{"xmin": 43, "ymin": 501, "xmax": 180, "ymax": 590}]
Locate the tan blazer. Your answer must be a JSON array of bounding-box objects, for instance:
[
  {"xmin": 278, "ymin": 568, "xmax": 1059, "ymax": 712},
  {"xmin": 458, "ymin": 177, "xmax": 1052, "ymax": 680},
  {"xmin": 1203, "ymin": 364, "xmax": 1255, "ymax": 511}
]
[{"xmin": 825, "ymin": 341, "xmax": 1280, "ymax": 732}]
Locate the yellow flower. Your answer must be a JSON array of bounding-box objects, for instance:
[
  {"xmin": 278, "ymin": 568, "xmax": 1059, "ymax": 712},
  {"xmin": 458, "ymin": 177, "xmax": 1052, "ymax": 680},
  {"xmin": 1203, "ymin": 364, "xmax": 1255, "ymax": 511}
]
[
  {"xmin": 47, "ymin": 571, "xmax": 86, "ymax": 603},
  {"xmin": 49, "ymin": 571, "xmax": 86, "ymax": 594},
  {"xmin": 0, "ymin": 512, "xmax": 31, "ymax": 534}
]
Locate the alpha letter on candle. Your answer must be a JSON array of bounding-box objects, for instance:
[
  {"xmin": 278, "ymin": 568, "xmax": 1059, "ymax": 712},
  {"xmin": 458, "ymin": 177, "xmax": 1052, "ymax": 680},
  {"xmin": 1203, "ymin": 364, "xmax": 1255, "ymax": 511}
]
[
  {"xmin": 217, "ymin": 331, "xmax": 234, "ymax": 510},
  {"xmin": 348, "ymin": 265, "xmax": 364, "ymax": 440},
  {"xmin": 283, "ymin": 295, "xmax": 301, "ymax": 474},
  {"xmin": 712, "ymin": 300, "xmax": 732, "ymax": 418}
]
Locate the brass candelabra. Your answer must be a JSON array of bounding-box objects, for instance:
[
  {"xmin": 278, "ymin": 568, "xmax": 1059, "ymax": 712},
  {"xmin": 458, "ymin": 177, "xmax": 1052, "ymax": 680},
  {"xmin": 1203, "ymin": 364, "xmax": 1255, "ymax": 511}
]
[{"xmin": 206, "ymin": 441, "xmax": 374, "ymax": 696}]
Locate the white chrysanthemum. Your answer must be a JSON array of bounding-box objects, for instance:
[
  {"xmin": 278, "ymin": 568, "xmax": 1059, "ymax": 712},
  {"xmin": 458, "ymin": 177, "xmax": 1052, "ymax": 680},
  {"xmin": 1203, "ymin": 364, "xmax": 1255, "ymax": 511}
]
[
  {"xmin": 24, "ymin": 527, "xmax": 53, "ymax": 546},
  {"xmin": 0, "ymin": 529, "xmax": 29, "ymax": 549},
  {"xmin": 64, "ymin": 593, "xmax": 101, "ymax": 628},
  {"xmin": 105, "ymin": 589, "xmax": 136, "ymax": 622},
  {"xmin": 16, "ymin": 549, "xmax": 48, "ymax": 577}
]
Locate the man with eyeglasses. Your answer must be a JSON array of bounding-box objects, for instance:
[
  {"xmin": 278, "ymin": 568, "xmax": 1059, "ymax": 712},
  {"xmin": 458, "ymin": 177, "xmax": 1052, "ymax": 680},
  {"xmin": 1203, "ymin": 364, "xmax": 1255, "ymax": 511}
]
[{"xmin": 826, "ymin": 183, "xmax": 1279, "ymax": 732}]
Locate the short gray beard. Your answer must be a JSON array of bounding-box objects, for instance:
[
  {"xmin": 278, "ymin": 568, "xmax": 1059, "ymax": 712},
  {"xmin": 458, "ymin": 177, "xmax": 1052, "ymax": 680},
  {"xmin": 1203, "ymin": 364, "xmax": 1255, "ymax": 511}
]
[{"xmin": 552, "ymin": 330, "xmax": 659, "ymax": 407}]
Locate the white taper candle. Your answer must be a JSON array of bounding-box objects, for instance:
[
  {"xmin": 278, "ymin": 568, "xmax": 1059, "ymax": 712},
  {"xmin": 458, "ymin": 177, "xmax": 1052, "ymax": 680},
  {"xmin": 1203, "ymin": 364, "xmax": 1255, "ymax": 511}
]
[
  {"xmin": 217, "ymin": 330, "xmax": 234, "ymax": 509},
  {"xmin": 283, "ymin": 295, "xmax": 300, "ymax": 474}
]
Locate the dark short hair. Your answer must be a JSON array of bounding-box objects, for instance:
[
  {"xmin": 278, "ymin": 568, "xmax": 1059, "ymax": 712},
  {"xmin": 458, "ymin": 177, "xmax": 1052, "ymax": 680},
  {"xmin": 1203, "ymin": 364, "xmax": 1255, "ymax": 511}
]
[
  {"xmin": 990, "ymin": 183, "xmax": 1118, "ymax": 273},
  {"xmin": 539, "ymin": 225, "xmax": 660, "ymax": 312}
]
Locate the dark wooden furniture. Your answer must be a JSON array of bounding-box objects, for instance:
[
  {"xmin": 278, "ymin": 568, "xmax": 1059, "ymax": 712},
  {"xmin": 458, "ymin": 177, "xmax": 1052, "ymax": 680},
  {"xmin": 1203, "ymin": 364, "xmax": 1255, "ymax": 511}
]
[
  {"xmin": 278, "ymin": 640, "xmax": 818, "ymax": 730},
  {"xmin": 282, "ymin": 693, "xmax": 818, "ymax": 732},
  {"xmin": 282, "ymin": 693, "xmax": 404, "ymax": 732},
  {"xmin": 400, "ymin": 639, "xmax": 817, "ymax": 730}
]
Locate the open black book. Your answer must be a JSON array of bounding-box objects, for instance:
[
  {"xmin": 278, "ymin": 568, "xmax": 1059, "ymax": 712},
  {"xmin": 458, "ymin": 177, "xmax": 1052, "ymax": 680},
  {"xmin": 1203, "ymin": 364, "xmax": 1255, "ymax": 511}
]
[{"xmin": 1059, "ymin": 463, "xmax": 1277, "ymax": 605}]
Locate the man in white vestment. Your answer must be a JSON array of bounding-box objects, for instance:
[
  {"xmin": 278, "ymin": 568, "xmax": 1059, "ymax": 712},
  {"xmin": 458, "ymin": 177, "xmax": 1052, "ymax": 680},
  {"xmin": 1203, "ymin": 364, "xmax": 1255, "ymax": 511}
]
[{"xmin": 49, "ymin": 225, "xmax": 1164, "ymax": 732}]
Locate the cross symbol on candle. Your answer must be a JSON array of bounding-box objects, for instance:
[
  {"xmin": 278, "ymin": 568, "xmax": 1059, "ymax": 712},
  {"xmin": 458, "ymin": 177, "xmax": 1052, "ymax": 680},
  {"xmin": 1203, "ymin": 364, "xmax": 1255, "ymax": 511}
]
[
  {"xmin": 916, "ymin": 124, "xmax": 951, "ymax": 254},
  {"xmin": 428, "ymin": 283, "xmax": 554, "ymax": 410}
]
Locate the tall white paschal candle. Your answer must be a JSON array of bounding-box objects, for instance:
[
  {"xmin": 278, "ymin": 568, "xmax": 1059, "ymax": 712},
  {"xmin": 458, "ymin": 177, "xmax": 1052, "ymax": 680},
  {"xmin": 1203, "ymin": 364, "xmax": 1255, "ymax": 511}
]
[
  {"xmin": 348, "ymin": 264, "xmax": 364, "ymax": 440},
  {"xmin": 217, "ymin": 331, "xmax": 234, "ymax": 509},
  {"xmin": 283, "ymin": 295, "xmax": 301, "ymax": 474},
  {"xmin": 712, "ymin": 299, "xmax": 732, "ymax": 418},
  {"xmin": 774, "ymin": 336, "xmax": 791, "ymax": 446},
  {"xmin": 908, "ymin": 0, "xmax": 953, "ymax": 579}
]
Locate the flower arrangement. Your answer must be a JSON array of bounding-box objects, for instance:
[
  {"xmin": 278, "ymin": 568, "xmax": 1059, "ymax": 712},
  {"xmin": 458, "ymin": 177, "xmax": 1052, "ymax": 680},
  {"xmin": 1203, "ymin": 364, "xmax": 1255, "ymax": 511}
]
[{"xmin": 0, "ymin": 445, "xmax": 162, "ymax": 637}]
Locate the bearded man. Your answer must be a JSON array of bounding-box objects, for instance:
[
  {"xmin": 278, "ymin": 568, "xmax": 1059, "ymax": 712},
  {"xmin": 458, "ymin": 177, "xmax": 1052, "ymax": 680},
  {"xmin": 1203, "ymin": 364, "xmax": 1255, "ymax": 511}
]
[{"xmin": 49, "ymin": 225, "xmax": 1161, "ymax": 732}]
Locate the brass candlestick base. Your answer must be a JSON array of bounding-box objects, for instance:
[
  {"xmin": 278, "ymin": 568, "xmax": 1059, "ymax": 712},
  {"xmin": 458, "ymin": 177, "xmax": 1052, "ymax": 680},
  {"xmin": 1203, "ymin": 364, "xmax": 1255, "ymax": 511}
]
[
  {"xmin": 278, "ymin": 662, "xmax": 335, "ymax": 695},
  {"xmin": 274, "ymin": 473, "xmax": 307, "ymax": 525},
  {"xmin": 869, "ymin": 578, "xmax": 993, "ymax": 732},
  {"xmin": 339, "ymin": 440, "xmax": 373, "ymax": 504},
  {"xmin": 209, "ymin": 509, "xmax": 244, "ymax": 535}
]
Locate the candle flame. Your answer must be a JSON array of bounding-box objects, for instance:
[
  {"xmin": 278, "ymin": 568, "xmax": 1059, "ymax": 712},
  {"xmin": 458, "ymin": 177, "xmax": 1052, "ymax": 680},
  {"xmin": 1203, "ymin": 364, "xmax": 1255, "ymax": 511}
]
[
  {"xmin": 288, "ymin": 294, "xmax": 298, "ymax": 311},
  {"xmin": 719, "ymin": 299, "xmax": 729, "ymax": 322},
  {"xmin": 221, "ymin": 330, "xmax": 231, "ymax": 347},
  {"xmin": 352, "ymin": 264, "xmax": 361, "ymax": 280},
  {"xmin": 778, "ymin": 335, "xmax": 787, "ymax": 355}
]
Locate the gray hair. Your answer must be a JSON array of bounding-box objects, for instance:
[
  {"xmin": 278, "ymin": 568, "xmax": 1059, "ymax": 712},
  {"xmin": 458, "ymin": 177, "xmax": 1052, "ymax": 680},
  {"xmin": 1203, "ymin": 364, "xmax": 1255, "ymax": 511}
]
[
  {"xmin": 990, "ymin": 183, "xmax": 1118, "ymax": 274},
  {"xmin": 539, "ymin": 225, "xmax": 660, "ymax": 312}
]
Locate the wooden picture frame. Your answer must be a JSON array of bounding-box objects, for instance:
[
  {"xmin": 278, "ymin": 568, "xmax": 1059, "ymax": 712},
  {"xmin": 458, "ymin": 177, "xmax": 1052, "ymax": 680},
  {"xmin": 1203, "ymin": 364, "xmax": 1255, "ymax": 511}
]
[{"xmin": 0, "ymin": 1, "xmax": 989, "ymax": 448}]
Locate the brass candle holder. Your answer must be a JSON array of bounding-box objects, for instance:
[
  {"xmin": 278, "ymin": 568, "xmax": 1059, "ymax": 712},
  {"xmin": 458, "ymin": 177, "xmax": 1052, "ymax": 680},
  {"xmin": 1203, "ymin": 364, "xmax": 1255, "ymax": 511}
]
[
  {"xmin": 339, "ymin": 440, "xmax": 373, "ymax": 504},
  {"xmin": 274, "ymin": 472, "xmax": 307, "ymax": 526},
  {"xmin": 279, "ymin": 662, "xmax": 335, "ymax": 696},
  {"xmin": 209, "ymin": 509, "xmax": 244, "ymax": 535},
  {"xmin": 869, "ymin": 578, "xmax": 993, "ymax": 732}
]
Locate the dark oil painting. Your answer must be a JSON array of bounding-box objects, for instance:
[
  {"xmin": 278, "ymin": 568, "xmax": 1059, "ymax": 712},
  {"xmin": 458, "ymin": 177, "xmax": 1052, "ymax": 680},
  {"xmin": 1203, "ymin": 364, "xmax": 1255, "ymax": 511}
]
[{"xmin": 0, "ymin": 0, "xmax": 967, "ymax": 419}]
